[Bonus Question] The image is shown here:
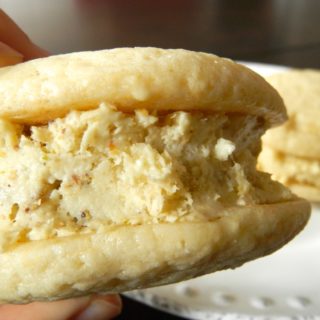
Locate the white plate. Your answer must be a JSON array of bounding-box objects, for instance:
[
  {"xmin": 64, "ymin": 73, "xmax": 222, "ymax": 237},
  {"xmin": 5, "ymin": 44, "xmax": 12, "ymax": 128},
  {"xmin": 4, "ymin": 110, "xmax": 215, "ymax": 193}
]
[{"xmin": 125, "ymin": 63, "xmax": 320, "ymax": 319}]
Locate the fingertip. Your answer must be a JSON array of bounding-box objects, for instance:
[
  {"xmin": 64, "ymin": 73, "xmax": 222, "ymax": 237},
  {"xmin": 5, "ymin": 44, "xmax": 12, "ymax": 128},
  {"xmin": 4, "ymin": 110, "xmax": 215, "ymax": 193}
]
[
  {"xmin": 81, "ymin": 294, "xmax": 122, "ymax": 319},
  {"xmin": 92, "ymin": 294, "xmax": 122, "ymax": 309},
  {"xmin": 74, "ymin": 299, "xmax": 121, "ymax": 320},
  {"xmin": 22, "ymin": 43, "xmax": 50, "ymax": 61}
]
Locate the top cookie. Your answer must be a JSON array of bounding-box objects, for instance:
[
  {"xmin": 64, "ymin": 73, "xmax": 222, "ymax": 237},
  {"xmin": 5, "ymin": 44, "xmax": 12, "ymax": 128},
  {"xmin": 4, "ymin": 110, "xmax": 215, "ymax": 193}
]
[{"xmin": 0, "ymin": 47, "xmax": 285, "ymax": 125}]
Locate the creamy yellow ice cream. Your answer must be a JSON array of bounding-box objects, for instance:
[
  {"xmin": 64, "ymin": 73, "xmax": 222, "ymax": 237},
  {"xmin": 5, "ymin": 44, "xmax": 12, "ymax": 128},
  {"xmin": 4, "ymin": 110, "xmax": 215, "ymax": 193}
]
[{"xmin": 0, "ymin": 104, "xmax": 293, "ymax": 251}]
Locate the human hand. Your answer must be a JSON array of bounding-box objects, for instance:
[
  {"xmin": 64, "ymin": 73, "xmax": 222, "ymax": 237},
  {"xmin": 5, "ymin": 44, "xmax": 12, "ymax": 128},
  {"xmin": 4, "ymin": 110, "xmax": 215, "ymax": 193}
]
[
  {"xmin": 0, "ymin": 295, "xmax": 122, "ymax": 320},
  {"xmin": 0, "ymin": 9, "xmax": 48, "ymax": 66},
  {"xmin": 0, "ymin": 9, "xmax": 122, "ymax": 320}
]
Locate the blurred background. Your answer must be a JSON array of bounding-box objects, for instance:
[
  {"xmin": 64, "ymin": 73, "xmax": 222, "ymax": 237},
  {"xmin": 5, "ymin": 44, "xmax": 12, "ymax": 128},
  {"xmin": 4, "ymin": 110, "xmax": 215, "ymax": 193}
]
[
  {"xmin": 1, "ymin": 0, "xmax": 319, "ymax": 319},
  {"xmin": 1, "ymin": 0, "xmax": 320, "ymax": 68}
]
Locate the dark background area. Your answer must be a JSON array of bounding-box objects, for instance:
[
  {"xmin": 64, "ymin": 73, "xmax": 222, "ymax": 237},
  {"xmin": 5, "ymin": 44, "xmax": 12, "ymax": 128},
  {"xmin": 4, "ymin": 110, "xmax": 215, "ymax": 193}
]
[
  {"xmin": 2, "ymin": 0, "xmax": 320, "ymax": 68},
  {"xmin": 1, "ymin": 0, "xmax": 319, "ymax": 318}
]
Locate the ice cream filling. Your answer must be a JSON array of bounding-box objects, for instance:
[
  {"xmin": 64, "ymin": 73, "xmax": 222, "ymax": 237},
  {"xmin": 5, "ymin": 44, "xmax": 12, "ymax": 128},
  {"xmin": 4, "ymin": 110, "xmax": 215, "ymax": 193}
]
[{"xmin": 0, "ymin": 104, "xmax": 294, "ymax": 250}]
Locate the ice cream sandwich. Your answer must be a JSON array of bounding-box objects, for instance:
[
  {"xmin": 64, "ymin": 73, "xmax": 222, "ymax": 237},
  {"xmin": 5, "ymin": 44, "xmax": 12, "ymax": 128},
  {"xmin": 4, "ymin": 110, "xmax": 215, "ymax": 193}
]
[
  {"xmin": 259, "ymin": 69, "xmax": 320, "ymax": 201},
  {"xmin": 0, "ymin": 48, "xmax": 310, "ymax": 303}
]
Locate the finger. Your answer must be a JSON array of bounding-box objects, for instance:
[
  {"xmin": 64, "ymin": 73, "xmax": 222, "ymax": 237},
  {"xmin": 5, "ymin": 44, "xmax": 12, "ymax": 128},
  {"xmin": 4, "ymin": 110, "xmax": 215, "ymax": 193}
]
[
  {"xmin": 73, "ymin": 294, "xmax": 122, "ymax": 320},
  {"xmin": 0, "ymin": 41, "xmax": 23, "ymax": 67},
  {"xmin": 0, "ymin": 294, "xmax": 122, "ymax": 320},
  {"xmin": 0, "ymin": 9, "xmax": 49, "ymax": 60}
]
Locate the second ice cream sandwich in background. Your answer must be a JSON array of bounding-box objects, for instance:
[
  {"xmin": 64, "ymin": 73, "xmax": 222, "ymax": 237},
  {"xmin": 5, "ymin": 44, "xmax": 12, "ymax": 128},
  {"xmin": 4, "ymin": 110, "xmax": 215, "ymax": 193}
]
[{"xmin": 259, "ymin": 69, "xmax": 320, "ymax": 201}]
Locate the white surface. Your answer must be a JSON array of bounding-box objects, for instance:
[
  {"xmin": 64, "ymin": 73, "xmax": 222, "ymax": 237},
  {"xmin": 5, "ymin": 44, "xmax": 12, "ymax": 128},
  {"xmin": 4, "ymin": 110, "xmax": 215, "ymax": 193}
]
[{"xmin": 126, "ymin": 63, "xmax": 320, "ymax": 319}]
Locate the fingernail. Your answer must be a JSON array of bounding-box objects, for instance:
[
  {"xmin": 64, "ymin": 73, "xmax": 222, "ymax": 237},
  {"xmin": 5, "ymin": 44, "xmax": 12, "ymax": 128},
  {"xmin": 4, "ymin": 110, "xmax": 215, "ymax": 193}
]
[
  {"xmin": 75, "ymin": 300, "xmax": 121, "ymax": 320},
  {"xmin": 0, "ymin": 41, "xmax": 23, "ymax": 67},
  {"xmin": 102, "ymin": 294, "xmax": 122, "ymax": 307}
]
